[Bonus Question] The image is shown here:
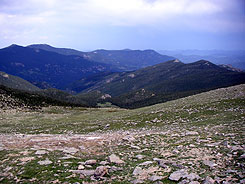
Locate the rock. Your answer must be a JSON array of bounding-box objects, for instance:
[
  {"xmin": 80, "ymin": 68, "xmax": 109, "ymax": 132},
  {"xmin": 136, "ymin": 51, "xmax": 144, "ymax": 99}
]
[
  {"xmin": 78, "ymin": 165, "xmax": 85, "ymax": 170},
  {"xmin": 131, "ymin": 145, "xmax": 141, "ymax": 149},
  {"xmin": 38, "ymin": 158, "xmax": 52, "ymax": 165},
  {"xmin": 202, "ymin": 176, "xmax": 215, "ymax": 184},
  {"xmin": 136, "ymin": 155, "xmax": 145, "ymax": 159},
  {"xmin": 85, "ymin": 159, "xmax": 97, "ymax": 165},
  {"xmin": 240, "ymin": 178, "xmax": 245, "ymax": 184},
  {"xmin": 203, "ymin": 160, "xmax": 217, "ymax": 168},
  {"xmin": 153, "ymin": 181, "xmax": 163, "ymax": 184},
  {"xmin": 35, "ymin": 150, "xmax": 47, "ymax": 155},
  {"xmin": 184, "ymin": 173, "xmax": 200, "ymax": 180},
  {"xmin": 70, "ymin": 170, "xmax": 95, "ymax": 176},
  {"xmin": 148, "ymin": 175, "xmax": 163, "ymax": 181},
  {"xmin": 59, "ymin": 155, "xmax": 76, "ymax": 159},
  {"xmin": 133, "ymin": 166, "xmax": 143, "ymax": 176},
  {"xmin": 94, "ymin": 166, "xmax": 108, "ymax": 179},
  {"xmin": 63, "ymin": 147, "xmax": 79, "ymax": 154},
  {"xmin": 186, "ymin": 131, "xmax": 199, "ymax": 136},
  {"xmin": 156, "ymin": 159, "xmax": 168, "ymax": 168},
  {"xmin": 99, "ymin": 161, "xmax": 109, "ymax": 165},
  {"xmin": 238, "ymin": 154, "xmax": 245, "ymax": 160},
  {"xmin": 108, "ymin": 154, "xmax": 125, "ymax": 164},
  {"xmin": 189, "ymin": 181, "xmax": 200, "ymax": 184},
  {"xmin": 19, "ymin": 157, "xmax": 35, "ymax": 162},
  {"xmin": 131, "ymin": 179, "xmax": 144, "ymax": 184},
  {"xmin": 109, "ymin": 166, "xmax": 123, "ymax": 173},
  {"xmin": 230, "ymin": 145, "xmax": 242, "ymax": 151},
  {"xmin": 169, "ymin": 169, "xmax": 188, "ymax": 181},
  {"xmin": 139, "ymin": 161, "xmax": 153, "ymax": 166},
  {"xmin": 123, "ymin": 135, "xmax": 136, "ymax": 142}
]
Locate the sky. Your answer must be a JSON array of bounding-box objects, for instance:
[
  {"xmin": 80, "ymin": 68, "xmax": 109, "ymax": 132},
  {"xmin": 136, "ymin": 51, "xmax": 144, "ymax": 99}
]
[{"xmin": 0, "ymin": 0, "xmax": 244, "ymax": 51}]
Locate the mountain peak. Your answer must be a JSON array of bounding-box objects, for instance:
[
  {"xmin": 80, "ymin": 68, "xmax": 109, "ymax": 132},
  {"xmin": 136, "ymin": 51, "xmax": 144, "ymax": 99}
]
[
  {"xmin": 173, "ymin": 59, "xmax": 181, "ymax": 63},
  {"xmin": 7, "ymin": 44, "xmax": 22, "ymax": 48}
]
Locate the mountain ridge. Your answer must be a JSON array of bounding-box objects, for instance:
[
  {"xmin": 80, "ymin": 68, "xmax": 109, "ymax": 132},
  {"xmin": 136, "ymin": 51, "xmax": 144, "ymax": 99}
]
[
  {"xmin": 0, "ymin": 44, "xmax": 116, "ymax": 89},
  {"xmin": 28, "ymin": 44, "xmax": 175, "ymax": 71},
  {"xmin": 71, "ymin": 59, "xmax": 245, "ymax": 108}
]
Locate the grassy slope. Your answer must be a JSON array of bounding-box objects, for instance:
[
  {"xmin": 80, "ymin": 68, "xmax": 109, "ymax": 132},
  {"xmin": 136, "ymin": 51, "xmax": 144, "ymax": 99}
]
[{"xmin": 0, "ymin": 84, "xmax": 244, "ymax": 134}]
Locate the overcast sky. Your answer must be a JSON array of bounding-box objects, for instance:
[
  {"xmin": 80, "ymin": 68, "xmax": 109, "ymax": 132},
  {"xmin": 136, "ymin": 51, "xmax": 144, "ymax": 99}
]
[{"xmin": 0, "ymin": 0, "xmax": 244, "ymax": 50}]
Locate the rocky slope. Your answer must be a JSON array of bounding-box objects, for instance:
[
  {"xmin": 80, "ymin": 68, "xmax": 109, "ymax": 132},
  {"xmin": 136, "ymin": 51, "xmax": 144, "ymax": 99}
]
[{"xmin": 0, "ymin": 84, "xmax": 244, "ymax": 183}]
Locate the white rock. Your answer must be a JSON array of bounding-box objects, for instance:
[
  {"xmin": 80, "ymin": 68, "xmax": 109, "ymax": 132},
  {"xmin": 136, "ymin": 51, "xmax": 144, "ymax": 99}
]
[
  {"xmin": 108, "ymin": 154, "xmax": 125, "ymax": 164},
  {"xmin": 169, "ymin": 169, "xmax": 188, "ymax": 181},
  {"xmin": 185, "ymin": 131, "xmax": 199, "ymax": 136},
  {"xmin": 139, "ymin": 161, "xmax": 153, "ymax": 166},
  {"xmin": 78, "ymin": 165, "xmax": 85, "ymax": 170},
  {"xmin": 203, "ymin": 160, "xmax": 217, "ymax": 168},
  {"xmin": 35, "ymin": 150, "xmax": 47, "ymax": 155},
  {"xmin": 63, "ymin": 147, "xmax": 79, "ymax": 154},
  {"xmin": 38, "ymin": 158, "xmax": 52, "ymax": 165},
  {"xmin": 133, "ymin": 166, "xmax": 143, "ymax": 176},
  {"xmin": 85, "ymin": 159, "xmax": 97, "ymax": 165}
]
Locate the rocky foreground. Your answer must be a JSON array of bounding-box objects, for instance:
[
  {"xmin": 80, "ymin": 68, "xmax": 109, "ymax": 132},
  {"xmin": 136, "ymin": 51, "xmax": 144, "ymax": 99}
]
[{"xmin": 0, "ymin": 85, "xmax": 244, "ymax": 183}]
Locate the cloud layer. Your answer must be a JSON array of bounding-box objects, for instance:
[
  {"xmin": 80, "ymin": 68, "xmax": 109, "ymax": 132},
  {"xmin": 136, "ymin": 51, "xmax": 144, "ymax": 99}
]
[{"xmin": 0, "ymin": 0, "xmax": 244, "ymax": 49}]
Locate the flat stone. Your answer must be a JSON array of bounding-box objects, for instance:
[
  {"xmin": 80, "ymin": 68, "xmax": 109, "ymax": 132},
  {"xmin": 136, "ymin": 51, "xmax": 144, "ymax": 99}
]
[
  {"xmin": 131, "ymin": 179, "xmax": 144, "ymax": 184},
  {"xmin": 240, "ymin": 178, "xmax": 245, "ymax": 184},
  {"xmin": 131, "ymin": 145, "xmax": 141, "ymax": 149},
  {"xmin": 169, "ymin": 169, "xmax": 188, "ymax": 181},
  {"xmin": 63, "ymin": 147, "xmax": 79, "ymax": 154},
  {"xmin": 139, "ymin": 161, "xmax": 153, "ymax": 166},
  {"xmin": 35, "ymin": 150, "xmax": 47, "ymax": 155},
  {"xmin": 185, "ymin": 131, "xmax": 199, "ymax": 136},
  {"xmin": 38, "ymin": 158, "xmax": 52, "ymax": 165},
  {"xmin": 123, "ymin": 135, "xmax": 136, "ymax": 142},
  {"xmin": 203, "ymin": 160, "xmax": 217, "ymax": 168},
  {"xmin": 109, "ymin": 166, "xmax": 123, "ymax": 173},
  {"xmin": 19, "ymin": 157, "xmax": 35, "ymax": 162},
  {"xmin": 70, "ymin": 170, "xmax": 95, "ymax": 176},
  {"xmin": 184, "ymin": 173, "xmax": 200, "ymax": 180},
  {"xmin": 238, "ymin": 154, "xmax": 245, "ymax": 160},
  {"xmin": 148, "ymin": 175, "xmax": 163, "ymax": 181},
  {"xmin": 78, "ymin": 165, "xmax": 85, "ymax": 170},
  {"xmin": 156, "ymin": 159, "xmax": 168, "ymax": 168},
  {"xmin": 60, "ymin": 155, "xmax": 76, "ymax": 160},
  {"xmin": 108, "ymin": 154, "xmax": 125, "ymax": 164},
  {"xmin": 133, "ymin": 166, "xmax": 143, "ymax": 176},
  {"xmin": 153, "ymin": 181, "xmax": 163, "ymax": 184},
  {"xmin": 189, "ymin": 181, "xmax": 200, "ymax": 184},
  {"xmin": 94, "ymin": 166, "xmax": 108, "ymax": 179},
  {"xmin": 135, "ymin": 155, "xmax": 145, "ymax": 159},
  {"xmin": 85, "ymin": 159, "xmax": 97, "ymax": 165},
  {"xmin": 99, "ymin": 161, "xmax": 109, "ymax": 165}
]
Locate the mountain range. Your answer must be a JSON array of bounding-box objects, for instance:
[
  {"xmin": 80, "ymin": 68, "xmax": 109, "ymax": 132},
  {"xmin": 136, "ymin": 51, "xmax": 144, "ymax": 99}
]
[
  {"xmin": 28, "ymin": 44, "xmax": 175, "ymax": 71},
  {"xmin": 158, "ymin": 49, "xmax": 245, "ymax": 70},
  {"xmin": 0, "ymin": 44, "xmax": 116, "ymax": 89},
  {"xmin": 0, "ymin": 44, "xmax": 244, "ymax": 108}
]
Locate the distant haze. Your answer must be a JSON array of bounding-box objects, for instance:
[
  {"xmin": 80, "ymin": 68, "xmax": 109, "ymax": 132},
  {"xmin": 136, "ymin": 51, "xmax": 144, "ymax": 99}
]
[{"xmin": 0, "ymin": 0, "xmax": 244, "ymax": 50}]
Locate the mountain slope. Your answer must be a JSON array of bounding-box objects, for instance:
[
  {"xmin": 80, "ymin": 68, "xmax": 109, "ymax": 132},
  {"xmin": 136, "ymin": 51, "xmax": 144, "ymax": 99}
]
[
  {"xmin": 0, "ymin": 45, "xmax": 115, "ymax": 89},
  {"xmin": 0, "ymin": 71, "xmax": 40, "ymax": 91},
  {"xmin": 74, "ymin": 60, "xmax": 245, "ymax": 108},
  {"xmin": 28, "ymin": 44, "xmax": 175, "ymax": 71}
]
